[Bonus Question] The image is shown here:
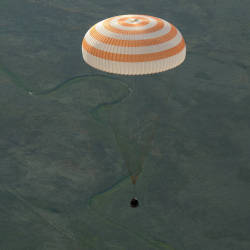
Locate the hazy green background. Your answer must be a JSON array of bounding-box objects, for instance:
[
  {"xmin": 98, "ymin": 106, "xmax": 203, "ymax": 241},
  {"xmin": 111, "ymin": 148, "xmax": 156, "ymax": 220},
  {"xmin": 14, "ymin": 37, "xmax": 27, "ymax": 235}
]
[{"xmin": 0, "ymin": 0, "xmax": 249, "ymax": 249}]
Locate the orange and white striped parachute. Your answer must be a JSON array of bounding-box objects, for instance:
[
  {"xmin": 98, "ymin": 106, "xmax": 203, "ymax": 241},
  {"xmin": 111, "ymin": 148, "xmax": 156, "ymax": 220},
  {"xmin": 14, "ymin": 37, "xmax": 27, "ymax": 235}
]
[{"xmin": 82, "ymin": 14, "xmax": 186, "ymax": 75}]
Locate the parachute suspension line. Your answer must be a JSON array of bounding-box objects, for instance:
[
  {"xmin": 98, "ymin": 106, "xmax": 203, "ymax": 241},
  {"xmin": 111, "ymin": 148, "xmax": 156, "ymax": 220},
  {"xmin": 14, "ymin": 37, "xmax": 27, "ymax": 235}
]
[
  {"xmin": 133, "ymin": 75, "xmax": 138, "ymax": 197},
  {"xmin": 132, "ymin": 180, "xmax": 138, "ymax": 197},
  {"xmin": 126, "ymin": 75, "xmax": 137, "ymax": 198},
  {"xmin": 110, "ymin": 118, "xmax": 136, "ymax": 194},
  {"xmin": 133, "ymin": 75, "xmax": 137, "ymax": 94},
  {"xmin": 139, "ymin": 114, "xmax": 158, "ymax": 206},
  {"xmin": 165, "ymin": 77, "xmax": 176, "ymax": 109},
  {"xmin": 140, "ymin": 74, "xmax": 177, "ymax": 208}
]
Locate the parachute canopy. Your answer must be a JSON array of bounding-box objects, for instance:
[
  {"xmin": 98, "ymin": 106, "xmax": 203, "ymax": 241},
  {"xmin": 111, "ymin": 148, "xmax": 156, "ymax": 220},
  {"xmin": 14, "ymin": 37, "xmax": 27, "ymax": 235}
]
[{"xmin": 82, "ymin": 14, "xmax": 186, "ymax": 75}]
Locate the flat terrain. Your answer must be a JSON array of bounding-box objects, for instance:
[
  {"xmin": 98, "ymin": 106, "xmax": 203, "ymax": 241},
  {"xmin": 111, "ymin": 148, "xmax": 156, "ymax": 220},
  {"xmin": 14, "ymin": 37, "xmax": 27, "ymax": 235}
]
[{"xmin": 0, "ymin": 0, "xmax": 250, "ymax": 249}]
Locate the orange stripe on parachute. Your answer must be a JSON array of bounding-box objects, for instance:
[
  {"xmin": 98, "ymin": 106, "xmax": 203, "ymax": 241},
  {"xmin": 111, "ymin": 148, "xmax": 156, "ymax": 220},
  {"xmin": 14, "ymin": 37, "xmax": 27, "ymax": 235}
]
[
  {"xmin": 89, "ymin": 23, "xmax": 178, "ymax": 47},
  {"xmin": 82, "ymin": 37, "xmax": 186, "ymax": 62}
]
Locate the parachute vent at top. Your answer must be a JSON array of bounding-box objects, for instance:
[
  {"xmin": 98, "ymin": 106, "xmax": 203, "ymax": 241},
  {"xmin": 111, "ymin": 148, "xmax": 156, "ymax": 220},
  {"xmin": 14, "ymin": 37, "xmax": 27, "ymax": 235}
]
[{"xmin": 82, "ymin": 14, "xmax": 186, "ymax": 75}]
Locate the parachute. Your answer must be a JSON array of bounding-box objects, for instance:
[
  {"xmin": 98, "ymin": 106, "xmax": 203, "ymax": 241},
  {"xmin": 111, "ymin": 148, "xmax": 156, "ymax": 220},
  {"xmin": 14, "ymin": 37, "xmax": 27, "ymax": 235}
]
[
  {"xmin": 82, "ymin": 14, "xmax": 186, "ymax": 187},
  {"xmin": 82, "ymin": 14, "xmax": 186, "ymax": 75}
]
